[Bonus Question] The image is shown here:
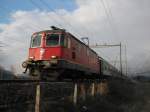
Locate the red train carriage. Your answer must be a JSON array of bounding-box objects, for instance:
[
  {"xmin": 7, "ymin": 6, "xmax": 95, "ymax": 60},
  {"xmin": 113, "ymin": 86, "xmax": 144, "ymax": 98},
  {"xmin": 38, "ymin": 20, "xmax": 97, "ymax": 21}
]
[{"xmin": 22, "ymin": 26, "xmax": 100, "ymax": 80}]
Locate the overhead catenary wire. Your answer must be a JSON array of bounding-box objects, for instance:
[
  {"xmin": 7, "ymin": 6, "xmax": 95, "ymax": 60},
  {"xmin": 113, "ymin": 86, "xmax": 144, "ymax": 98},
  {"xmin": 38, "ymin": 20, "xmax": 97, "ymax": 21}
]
[
  {"xmin": 0, "ymin": 0, "xmax": 78, "ymax": 53},
  {"xmin": 0, "ymin": 4, "xmax": 41, "ymax": 29},
  {"xmin": 0, "ymin": 0, "xmax": 81, "ymax": 51},
  {"xmin": 93, "ymin": 0, "xmax": 123, "ymax": 71},
  {"xmin": 104, "ymin": 0, "xmax": 120, "ymax": 39},
  {"xmin": 0, "ymin": 4, "xmax": 43, "ymax": 31},
  {"xmin": 98, "ymin": 0, "xmax": 119, "ymax": 40},
  {"xmin": 99, "ymin": 0, "xmax": 115, "ymax": 35},
  {"xmin": 37, "ymin": 0, "xmax": 82, "ymax": 37},
  {"xmin": 29, "ymin": 0, "xmax": 65, "ymax": 31},
  {"xmin": 0, "ymin": 3, "xmax": 45, "ymax": 45},
  {"xmin": 29, "ymin": 0, "xmax": 81, "ymax": 37},
  {"xmin": 57, "ymin": 0, "xmax": 96, "ymax": 39}
]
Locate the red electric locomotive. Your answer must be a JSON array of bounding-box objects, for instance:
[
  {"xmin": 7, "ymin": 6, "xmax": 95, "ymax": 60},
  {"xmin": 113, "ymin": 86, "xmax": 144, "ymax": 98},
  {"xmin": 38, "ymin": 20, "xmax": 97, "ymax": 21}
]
[{"xmin": 22, "ymin": 26, "xmax": 100, "ymax": 80}]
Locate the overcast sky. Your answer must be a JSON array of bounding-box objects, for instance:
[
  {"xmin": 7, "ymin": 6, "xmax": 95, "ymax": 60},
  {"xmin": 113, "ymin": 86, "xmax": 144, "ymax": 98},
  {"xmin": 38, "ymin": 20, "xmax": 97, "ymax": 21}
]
[{"xmin": 0, "ymin": 0, "xmax": 150, "ymax": 75}]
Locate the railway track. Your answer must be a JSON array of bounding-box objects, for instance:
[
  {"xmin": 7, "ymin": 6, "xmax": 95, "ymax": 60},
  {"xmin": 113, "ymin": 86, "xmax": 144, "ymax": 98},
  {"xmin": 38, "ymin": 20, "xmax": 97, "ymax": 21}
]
[
  {"xmin": 0, "ymin": 79, "xmax": 104, "ymax": 83},
  {"xmin": 0, "ymin": 79, "xmax": 74, "ymax": 83}
]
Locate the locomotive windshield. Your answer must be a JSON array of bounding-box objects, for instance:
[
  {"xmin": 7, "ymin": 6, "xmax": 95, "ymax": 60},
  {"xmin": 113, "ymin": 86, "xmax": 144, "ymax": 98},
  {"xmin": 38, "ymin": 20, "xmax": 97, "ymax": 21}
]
[
  {"xmin": 31, "ymin": 34, "xmax": 42, "ymax": 47},
  {"xmin": 46, "ymin": 34, "xmax": 65, "ymax": 46},
  {"xmin": 31, "ymin": 33, "xmax": 66, "ymax": 47}
]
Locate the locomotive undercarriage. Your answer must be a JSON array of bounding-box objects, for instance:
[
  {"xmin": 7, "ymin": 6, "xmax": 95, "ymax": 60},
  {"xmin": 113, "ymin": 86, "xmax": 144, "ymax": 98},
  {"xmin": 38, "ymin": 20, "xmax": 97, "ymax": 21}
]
[{"xmin": 22, "ymin": 59, "xmax": 99, "ymax": 81}]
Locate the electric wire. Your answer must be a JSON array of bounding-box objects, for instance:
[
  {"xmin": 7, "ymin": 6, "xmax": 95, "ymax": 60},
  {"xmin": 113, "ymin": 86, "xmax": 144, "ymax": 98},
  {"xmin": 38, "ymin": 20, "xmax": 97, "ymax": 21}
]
[
  {"xmin": 0, "ymin": 4, "xmax": 42, "ymax": 31},
  {"xmin": 99, "ymin": 0, "xmax": 119, "ymax": 39},
  {"xmin": 94, "ymin": 0, "xmax": 122, "ymax": 69},
  {"xmin": 0, "ymin": 3, "xmax": 44, "ymax": 45},
  {"xmin": 57, "ymin": 0, "xmax": 96, "ymax": 39},
  {"xmin": 38, "ymin": 0, "xmax": 82, "ymax": 37},
  {"xmin": 104, "ymin": 0, "xmax": 120, "ymax": 39}
]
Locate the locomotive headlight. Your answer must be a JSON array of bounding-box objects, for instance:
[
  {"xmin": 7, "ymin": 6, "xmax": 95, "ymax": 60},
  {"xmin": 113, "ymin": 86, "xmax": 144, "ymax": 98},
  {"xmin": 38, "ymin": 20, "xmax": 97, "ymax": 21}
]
[
  {"xmin": 29, "ymin": 56, "xmax": 34, "ymax": 59},
  {"xmin": 51, "ymin": 55, "xmax": 57, "ymax": 59},
  {"xmin": 50, "ymin": 55, "xmax": 58, "ymax": 64}
]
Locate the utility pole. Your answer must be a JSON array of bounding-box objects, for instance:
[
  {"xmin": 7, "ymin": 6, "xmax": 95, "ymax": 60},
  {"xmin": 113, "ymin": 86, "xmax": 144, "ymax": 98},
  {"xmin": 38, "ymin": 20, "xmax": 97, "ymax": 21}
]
[
  {"xmin": 0, "ymin": 66, "xmax": 3, "ymax": 79},
  {"xmin": 0, "ymin": 68, "xmax": 1, "ymax": 79},
  {"xmin": 90, "ymin": 43, "xmax": 123, "ymax": 76},
  {"xmin": 119, "ymin": 43, "xmax": 122, "ymax": 76},
  {"xmin": 125, "ymin": 45, "xmax": 128, "ymax": 76}
]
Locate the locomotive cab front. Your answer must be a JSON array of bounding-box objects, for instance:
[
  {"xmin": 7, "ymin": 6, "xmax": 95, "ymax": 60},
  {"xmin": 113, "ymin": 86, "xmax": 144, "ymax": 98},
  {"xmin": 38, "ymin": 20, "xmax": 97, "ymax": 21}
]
[
  {"xmin": 29, "ymin": 32, "xmax": 64, "ymax": 60},
  {"xmin": 22, "ymin": 29, "xmax": 67, "ymax": 78}
]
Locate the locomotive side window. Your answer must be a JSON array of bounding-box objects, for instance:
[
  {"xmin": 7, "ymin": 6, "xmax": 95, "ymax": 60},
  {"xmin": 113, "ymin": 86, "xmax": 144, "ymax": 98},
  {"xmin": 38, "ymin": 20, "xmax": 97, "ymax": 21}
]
[
  {"xmin": 60, "ymin": 34, "xmax": 68, "ymax": 47},
  {"xmin": 46, "ymin": 34, "xmax": 60, "ymax": 46},
  {"xmin": 60, "ymin": 34, "xmax": 65, "ymax": 46},
  {"xmin": 64, "ymin": 37, "xmax": 67, "ymax": 47},
  {"xmin": 31, "ymin": 34, "xmax": 42, "ymax": 47}
]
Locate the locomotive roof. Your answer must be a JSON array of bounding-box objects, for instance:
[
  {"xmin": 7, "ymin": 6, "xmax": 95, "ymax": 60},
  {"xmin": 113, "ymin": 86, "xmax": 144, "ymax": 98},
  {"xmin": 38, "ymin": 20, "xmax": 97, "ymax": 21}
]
[
  {"xmin": 34, "ymin": 30, "xmax": 66, "ymax": 34},
  {"xmin": 34, "ymin": 29, "xmax": 98, "ymax": 56}
]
